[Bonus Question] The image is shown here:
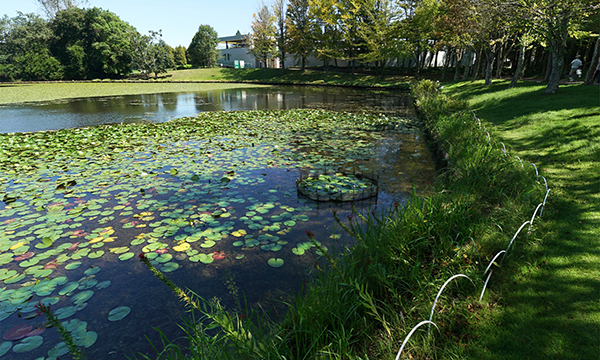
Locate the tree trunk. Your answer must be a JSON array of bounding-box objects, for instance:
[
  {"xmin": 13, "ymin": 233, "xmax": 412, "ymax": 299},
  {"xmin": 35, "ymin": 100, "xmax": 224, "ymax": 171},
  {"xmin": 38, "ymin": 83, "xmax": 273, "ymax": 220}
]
[
  {"xmin": 543, "ymin": 52, "xmax": 552, "ymax": 82},
  {"xmin": 472, "ymin": 47, "xmax": 483, "ymax": 80},
  {"xmin": 462, "ymin": 50, "xmax": 471, "ymax": 81},
  {"xmin": 484, "ymin": 48, "xmax": 495, "ymax": 85},
  {"xmin": 584, "ymin": 35, "xmax": 600, "ymax": 85},
  {"xmin": 454, "ymin": 49, "xmax": 464, "ymax": 82},
  {"xmin": 545, "ymin": 41, "xmax": 565, "ymax": 93},
  {"xmin": 496, "ymin": 42, "xmax": 504, "ymax": 78},
  {"xmin": 442, "ymin": 47, "xmax": 452, "ymax": 81},
  {"xmin": 509, "ymin": 43, "xmax": 526, "ymax": 88}
]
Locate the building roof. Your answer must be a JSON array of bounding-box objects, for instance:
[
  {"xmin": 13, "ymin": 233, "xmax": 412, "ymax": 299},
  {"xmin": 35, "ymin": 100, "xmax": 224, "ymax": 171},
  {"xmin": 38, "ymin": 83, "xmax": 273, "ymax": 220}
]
[{"xmin": 218, "ymin": 34, "xmax": 248, "ymax": 43}]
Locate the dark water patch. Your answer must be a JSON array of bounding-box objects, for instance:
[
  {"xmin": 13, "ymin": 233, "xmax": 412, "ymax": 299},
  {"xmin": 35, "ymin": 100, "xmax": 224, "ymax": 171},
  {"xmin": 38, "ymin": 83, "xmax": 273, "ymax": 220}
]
[{"xmin": 0, "ymin": 86, "xmax": 413, "ymax": 133}]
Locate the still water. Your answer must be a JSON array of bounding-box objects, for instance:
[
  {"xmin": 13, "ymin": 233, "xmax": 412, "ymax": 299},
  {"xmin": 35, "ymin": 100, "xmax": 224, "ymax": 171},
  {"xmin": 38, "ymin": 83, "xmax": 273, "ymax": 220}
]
[
  {"xmin": 0, "ymin": 87, "xmax": 435, "ymax": 359},
  {"xmin": 0, "ymin": 86, "xmax": 413, "ymax": 133}
]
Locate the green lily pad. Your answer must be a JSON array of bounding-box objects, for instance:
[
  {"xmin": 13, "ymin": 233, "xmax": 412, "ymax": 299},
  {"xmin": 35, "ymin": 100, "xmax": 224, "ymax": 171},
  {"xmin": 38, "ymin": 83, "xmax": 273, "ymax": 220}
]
[
  {"xmin": 88, "ymin": 250, "xmax": 104, "ymax": 259},
  {"xmin": 200, "ymin": 240, "xmax": 215, "ymax": 248},
  {"xmin": 71, "ymin": 290, "xmax": 94, "ymax": 305},
  {"xmin": 95, "ymin": 280, "xmax": 111, "ymax": 290},
  {"xmin": 12, "ymin": 335, "xmax": 43, "ymax": 353},
  {"xmin": 84, "ymin": 267, "xmax": 101, "ymax": 276},
  {"xmin": 108, "ymin": 306, "xmax": 131, "ymax": 321},
  {"xmin": 59, "ymin": 282, "xmax": 79, "ymax": 296},
  {"xmin": 118, "ymin": 252, "xmax": 135, "ymax": 261},
  {"xmin": 65, "ymin": 262, "xmax": 82, "ymax": 270},
  {"xmin": 0, "ymin": 341, "xmax": 11, "ymax": 356},
  {"xmin": 267, "ymin": 258, "xmax": 284, "ymax": 268},
  {"xmin": 55, "ymin": 306, "xmax": 77, "ymax": 320},
  {"xmin": 161, "ymin": 262, "xmax": 179, "ymax": 272},
  {"xmin": 48, "ymin": 342, "xmax": 69, "ymax": 358},
  {"xmin": 292, "ymin": 247, "xmax": 305, "ymax": 256},
  {"xmin": 77, "ymin": 331, "xmax": 98, "ymax": 348}
]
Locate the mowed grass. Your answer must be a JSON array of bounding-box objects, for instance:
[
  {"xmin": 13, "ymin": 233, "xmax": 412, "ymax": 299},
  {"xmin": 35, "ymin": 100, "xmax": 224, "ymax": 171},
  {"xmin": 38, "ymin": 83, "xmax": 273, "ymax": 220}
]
[
  {"xmin": 0, "ymin": 82, "xmax": 267, "ymax": 105},
  {"xmin": 166, "ymin": 67, "xmax": 411, "ymax": 88},
  {"xmin": 444, "ymin": 80, "xmax": 600, "ymax": 359}
]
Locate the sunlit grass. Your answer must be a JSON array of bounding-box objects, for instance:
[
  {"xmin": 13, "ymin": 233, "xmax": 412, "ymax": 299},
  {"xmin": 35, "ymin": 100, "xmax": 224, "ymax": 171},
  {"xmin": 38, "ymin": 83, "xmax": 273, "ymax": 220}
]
[
  {"xmin": 444, "ymin": 80, "xmax": 600, "ymax": 359},
  {"xmin": 0, "ymin": 82, "xmax": 267, "ymax": 105}
]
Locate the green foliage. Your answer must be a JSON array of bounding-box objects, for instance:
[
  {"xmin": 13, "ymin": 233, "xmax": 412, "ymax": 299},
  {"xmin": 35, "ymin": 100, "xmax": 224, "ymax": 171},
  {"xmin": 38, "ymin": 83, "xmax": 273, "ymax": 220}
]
[
  {"xmin": 249, "ymin": 5, "xmax": 276, "ymax": 68},
  {"xmin": 285, "ymin": 0, "xmax": 314, "ymax": 71},
  {"xmin": 172, "ymin": 45, "xmax": 188, "ymax": 68},
  {"xmin": 130, "ymin": 30, "xmax": 174, "ymax": 79},
  {"xmin": 187, "ymin": 25, "xmax": 219, "ymax": 68}
]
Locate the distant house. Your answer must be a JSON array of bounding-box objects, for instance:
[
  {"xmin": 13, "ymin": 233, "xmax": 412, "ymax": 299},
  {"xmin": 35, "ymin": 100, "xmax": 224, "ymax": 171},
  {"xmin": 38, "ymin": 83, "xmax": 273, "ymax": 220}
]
[{"xmin": 217, "ymin": 34, "xmax": 282, "ymax": 69}]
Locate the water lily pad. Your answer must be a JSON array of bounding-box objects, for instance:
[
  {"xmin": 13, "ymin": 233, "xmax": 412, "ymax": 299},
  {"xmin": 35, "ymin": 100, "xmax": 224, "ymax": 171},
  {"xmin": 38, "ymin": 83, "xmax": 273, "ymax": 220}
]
[
  {"xmin": 161, "ymin": 262, "xmax": 179, "ymax": 272},
  {"xmin": 3, "ymin": 324, "xmax": 32, "ymax": 341},
  {"xmin": 118, "ymin": 252, "xmax": 135, "ymax": 261},
  {"xmin": 108, "ymin": 306, "xmax": 131, "ymax": 321},
  {"xmin": 292, "ymin": 247, "xmax": 305, "ymax": 256},
  {"xmin": 77, "ymin": 331, "xmax": 97, "ymax": 348},
  {"xmin": 55, "ymin": 306, "xmax": 77, "ymax": 320},
  {"xmin": 95, "ymin": 280, "xmax": 111, "ymax": 290},
  {"xmin": 200, "ymin": 240, "xmax": 215, "ymax": 248},
  {"xmin": 0, "ymin": 341, "xmax": 11, "ymax": 356},
  {"xmin": 65, "ymin": 262, "xmax": 82, "ymax": 270},
  {"xmin": 88, "ymin": 250, "xmax": 104, "ymax": 259},
  {"xmin": 267, "ymin": 258, "xmax": 284, "ymax": 268},
  {"xmin": 84, "ymin": 267, "xmax": 101, "ymax": 276},
  {"xmin": 12, "ymin": 335, "xmax": 43, "ymax": 353},
  {"xmin": 71, "ymin": 290, "xmax": 94, "ymax": 305},
  {"xmin": 48, "ymin": 342, "xmax": 69, "ymax": 358}
]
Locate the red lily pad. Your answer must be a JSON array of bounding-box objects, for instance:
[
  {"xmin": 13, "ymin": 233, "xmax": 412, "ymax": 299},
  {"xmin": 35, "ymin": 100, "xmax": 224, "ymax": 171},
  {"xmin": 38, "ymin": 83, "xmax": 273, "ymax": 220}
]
[
  {"xmin": 3, "ymin": 324, "xmax": 33, "ymax": 341},
  {"xmin": 155, "ymin": 248, "xmax": 168, "ymax": 255},
  {"xmin": 212, "ymin": 251, "xmax": 225, "ymax": 260},
  {"xmin": 14, "ymin": 252, "xmax": 35, "ymax": 261},
  {"xmin": 25, "ymin": 325, "xmax": 45, "ymax": 337}
]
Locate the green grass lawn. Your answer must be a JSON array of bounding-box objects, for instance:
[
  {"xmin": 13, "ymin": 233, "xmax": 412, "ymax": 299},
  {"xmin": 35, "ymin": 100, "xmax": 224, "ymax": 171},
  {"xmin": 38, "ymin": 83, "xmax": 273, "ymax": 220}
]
[
  {"xmin": 444, "ymin": 80, "xmax": 600, "ymax": 359},
  {"xmin": 0, "ymin": 82, "xmax": 266, "ymax": 105},
  {"xmin": 165, "ymin": 67, "xmax": 411, "ymax": 88}
]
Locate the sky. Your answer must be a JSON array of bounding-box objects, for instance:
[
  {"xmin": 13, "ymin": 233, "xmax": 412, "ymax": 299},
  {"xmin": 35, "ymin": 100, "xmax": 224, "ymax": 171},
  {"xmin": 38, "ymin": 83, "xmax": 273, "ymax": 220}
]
[{"xmin": 0, "ymin": 0, "xmax": 258, "ymax": 47}]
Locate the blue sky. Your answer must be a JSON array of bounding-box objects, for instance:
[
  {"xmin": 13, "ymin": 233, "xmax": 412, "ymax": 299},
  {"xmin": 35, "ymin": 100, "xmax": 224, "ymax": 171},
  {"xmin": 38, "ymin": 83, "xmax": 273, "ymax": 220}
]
[{"xmin": 0, "ymin": 0, "xmax": 257, "ymax": 47}]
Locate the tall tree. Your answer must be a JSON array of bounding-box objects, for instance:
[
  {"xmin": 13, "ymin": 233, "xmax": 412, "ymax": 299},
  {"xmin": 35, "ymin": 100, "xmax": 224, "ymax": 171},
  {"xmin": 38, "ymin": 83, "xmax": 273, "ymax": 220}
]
[
  {"xmin": 37, "ymin": 0, "xmax": 88, "ymax": 19},
  {"xmin": 187, "ymin": 25, "xmax": 219, "ymax": 68},
  {"xmin": 249, "ymin": 4, "xmax": 276, "ymax": 69},
  {"xmin": 0, "ymin": 12, "xmax": 63, "ymax": 81},
  {"xmin": 357, "ymin": 0, "xmax": 406, "ymax": 78},
  {"xmin": 130, "ymin": 30, "xmax": 174, "ymax": 79},
  {"xmin": 273, "ymin": 0, "xmax": 288, "ymax": 73},
  {"xmin": 172, "ymin": 45, "xmax": 188, "ymax": 68},
  {"xmin": 286, "ymin": 0, "xmax": 313, "ymax": 72},
  {"xmin": 519, "ymin": 0, "xmax": 599, "ymax": 93}
]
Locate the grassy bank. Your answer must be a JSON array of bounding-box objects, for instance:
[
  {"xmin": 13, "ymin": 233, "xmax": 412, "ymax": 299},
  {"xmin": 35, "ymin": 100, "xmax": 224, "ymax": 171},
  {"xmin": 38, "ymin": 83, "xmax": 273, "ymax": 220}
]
[
  {"xmin": 0, "ymin": 82, "xmax": 266, "ymax": 105},
  {"xmin": 164, "ymin": 68, "xmax": 411, "ymax": 88},
  {"xmin": 133, "ymin": 81, "xmax": 546, "ymax": 359},
  {"xmin": 443, "ymin": 80, "xmax": 599, "ymax": 359}
]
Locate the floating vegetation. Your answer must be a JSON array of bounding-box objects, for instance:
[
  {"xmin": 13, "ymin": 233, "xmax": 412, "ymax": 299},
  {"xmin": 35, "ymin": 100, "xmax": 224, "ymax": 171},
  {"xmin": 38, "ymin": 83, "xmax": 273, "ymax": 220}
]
[
  {"xmin": 0, "ymin": 109, "xmax": 430, "ymax": 358},
  {"xmin": 297, "ymin": 169, "xmax": 378, "ymax": 202}
]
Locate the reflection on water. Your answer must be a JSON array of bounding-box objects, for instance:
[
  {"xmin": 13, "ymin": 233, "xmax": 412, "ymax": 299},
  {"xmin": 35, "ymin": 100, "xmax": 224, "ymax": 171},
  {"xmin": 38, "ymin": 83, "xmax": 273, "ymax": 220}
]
[{"xmin": 0, "ymin": 87, "xmax": 413, "ymax": 133}]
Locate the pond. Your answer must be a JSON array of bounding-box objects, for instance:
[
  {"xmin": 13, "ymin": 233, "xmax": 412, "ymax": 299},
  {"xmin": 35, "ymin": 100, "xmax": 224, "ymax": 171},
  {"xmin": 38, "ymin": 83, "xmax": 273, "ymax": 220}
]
[
  {"xmin": 0, "ymin": 86, "xmax": 413, "ymax": 133},
  {"xmin": 0, "ymin": 88, "xmax": 435, "ymax": 359}
]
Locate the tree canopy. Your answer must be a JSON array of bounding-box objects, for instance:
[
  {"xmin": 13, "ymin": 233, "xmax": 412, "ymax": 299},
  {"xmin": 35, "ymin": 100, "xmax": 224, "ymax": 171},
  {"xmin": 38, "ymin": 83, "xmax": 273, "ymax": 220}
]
[{"xmin": 187, "ymin": 25, "xmax": 219, "ymax": 68}]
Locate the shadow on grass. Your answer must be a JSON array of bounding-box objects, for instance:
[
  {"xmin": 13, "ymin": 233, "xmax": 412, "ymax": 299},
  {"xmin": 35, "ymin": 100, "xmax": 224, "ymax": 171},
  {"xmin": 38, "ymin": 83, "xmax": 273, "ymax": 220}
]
[
  {"xmin": 449, "ymin": 81, "xmax": 600, "ymax": 359},
  {"xmin": 473, "ymin": 195, "xmax": 600, "ymax": 360}
]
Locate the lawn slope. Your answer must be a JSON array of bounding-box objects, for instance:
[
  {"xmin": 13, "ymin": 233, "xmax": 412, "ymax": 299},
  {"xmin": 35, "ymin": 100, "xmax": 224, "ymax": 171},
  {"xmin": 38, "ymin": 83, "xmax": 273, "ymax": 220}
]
[{"xmin": 445, "ymin": 80, "xmax": 599, "ymax": 360}]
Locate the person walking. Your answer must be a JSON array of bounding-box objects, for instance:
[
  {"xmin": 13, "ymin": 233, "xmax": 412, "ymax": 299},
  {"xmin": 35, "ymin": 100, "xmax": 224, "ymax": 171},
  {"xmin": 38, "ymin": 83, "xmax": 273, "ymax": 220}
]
[{"xmin": 569, "ymin": 55, "xmax": 582, "ymax": 81}]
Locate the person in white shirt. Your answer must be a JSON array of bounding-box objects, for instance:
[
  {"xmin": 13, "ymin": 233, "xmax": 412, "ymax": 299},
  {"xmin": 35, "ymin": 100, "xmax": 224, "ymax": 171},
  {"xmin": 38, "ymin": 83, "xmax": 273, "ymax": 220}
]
[{"xmin": 569, "ymin": 55, "xmax": 582, "ymax": 81}]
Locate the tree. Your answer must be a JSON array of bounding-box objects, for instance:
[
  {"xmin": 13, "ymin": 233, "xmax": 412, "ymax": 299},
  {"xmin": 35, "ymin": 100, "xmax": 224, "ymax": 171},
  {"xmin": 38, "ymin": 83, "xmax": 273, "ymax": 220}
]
[
  {"xmin": 130, "ymin": 30, "xmax": 174, "ymax": 79},
  {"xmin": 37, "ymin": 0, "xmax": 88, "ymax": 19},
  {"xmin": 286, "ymin": 0, "xmax": 314, "ymax": 72},
  {"xmin": 249, "ymin": 4, "xmax": 276, "ymax": 69},
  {"xmin": 356, "ymin": 0, "xmax": 406, "ymax": 78},
  {"xmin": 187, "ymin": 25, "xmax": 219, "ymax": 68},
  {"xmin": 273, "ymin": 0, "xmax": 288, "ymax": 73},
  {"xmin": 519, "ymin": 0, "xmax": 599, "ymax": 93},
  {"xmin": 172, "ymin": 45, "xmax": 188, "ymax": 68},
  {"xmin": 0, "ymin": 12, "xmax": 62, "ymax": 81}
]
